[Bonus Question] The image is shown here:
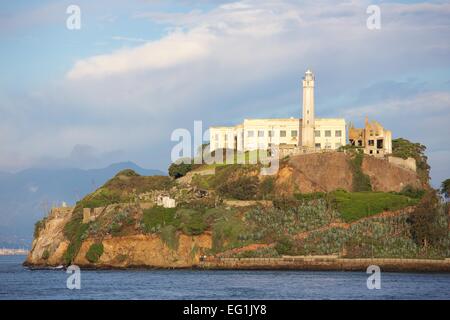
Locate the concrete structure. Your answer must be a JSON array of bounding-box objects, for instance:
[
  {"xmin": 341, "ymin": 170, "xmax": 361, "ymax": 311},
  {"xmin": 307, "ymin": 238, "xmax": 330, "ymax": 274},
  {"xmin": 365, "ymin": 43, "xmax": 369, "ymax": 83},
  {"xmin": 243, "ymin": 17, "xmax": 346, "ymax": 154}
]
[
  {"xmin": 349, "ymin": 117, "xmax": 392, "ymax": 157},
  {"xmin": 156, "ymin": 195, "xmax": 176, "ymax": 208},
  {"xmin": 209, "ymin": 70, "xmax": 346, "ymax": 153},
  {"xmin": 388, "ymin": 156, "xmax": 417, "ymax": 172},
  {"xmin": 82, "ymin": 207, "xmax": 105, "ymax": 224}
]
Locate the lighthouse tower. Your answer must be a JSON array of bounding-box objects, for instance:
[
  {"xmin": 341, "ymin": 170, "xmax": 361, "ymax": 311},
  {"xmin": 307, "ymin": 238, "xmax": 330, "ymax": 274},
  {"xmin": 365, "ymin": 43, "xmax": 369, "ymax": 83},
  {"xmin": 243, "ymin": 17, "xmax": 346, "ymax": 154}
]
[{"xmin": 301, "ymin": 69, "xmax": 315, "ymax": 149}]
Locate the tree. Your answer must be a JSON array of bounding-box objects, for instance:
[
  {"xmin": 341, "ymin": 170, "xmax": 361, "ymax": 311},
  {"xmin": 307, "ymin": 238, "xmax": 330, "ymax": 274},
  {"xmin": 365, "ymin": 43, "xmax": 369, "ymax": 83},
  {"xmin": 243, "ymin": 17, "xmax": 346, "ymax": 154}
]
[
  {"xmin": 168, "ymin": 160, "xmax": 194, "ymax": 179},
  {"xmin": 440, "ymin": 179, "xmax": 450, "ymax": 200},
  {"xmin": 408, "ymin": 191, "xmax": 447, "ymax": 250},
  {"xmin": 392, "ymin": 138, "xmax": 430, "ymax": 183}
]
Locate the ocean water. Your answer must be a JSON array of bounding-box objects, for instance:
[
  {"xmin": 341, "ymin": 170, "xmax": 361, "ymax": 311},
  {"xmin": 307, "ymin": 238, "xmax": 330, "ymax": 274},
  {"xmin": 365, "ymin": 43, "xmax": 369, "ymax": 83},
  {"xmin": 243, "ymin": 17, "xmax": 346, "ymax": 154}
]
[{"xmin": 0, "ymin": 256, "xmax": 449, "ymax": 300}]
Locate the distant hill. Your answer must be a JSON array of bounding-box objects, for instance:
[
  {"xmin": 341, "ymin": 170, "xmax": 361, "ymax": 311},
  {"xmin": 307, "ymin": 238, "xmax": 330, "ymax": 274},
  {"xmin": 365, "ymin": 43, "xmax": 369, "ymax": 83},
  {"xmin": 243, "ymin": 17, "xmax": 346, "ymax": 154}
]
[{"xmin": 0, "ymin": 162, "xmax": 164, "ymax": 248}]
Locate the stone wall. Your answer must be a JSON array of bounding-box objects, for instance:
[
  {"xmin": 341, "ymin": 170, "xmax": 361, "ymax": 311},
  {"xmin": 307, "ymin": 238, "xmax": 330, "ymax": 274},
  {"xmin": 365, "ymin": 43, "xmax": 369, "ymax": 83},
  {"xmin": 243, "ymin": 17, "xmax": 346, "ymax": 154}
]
[{"xmin": 388, "ymin": 156, "xmax": 417, "ymax": 172}]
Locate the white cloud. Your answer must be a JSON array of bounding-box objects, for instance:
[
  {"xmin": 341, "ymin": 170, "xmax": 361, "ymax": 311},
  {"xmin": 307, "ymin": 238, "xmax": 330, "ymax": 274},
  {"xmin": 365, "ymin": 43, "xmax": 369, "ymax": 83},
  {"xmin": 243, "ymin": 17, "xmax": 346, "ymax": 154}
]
[
  {"xmin": 67, "ymin": 30, "xmax": 214, "ymax": 79},
  {"xmin": 1, "ymin": 0, "xmax": 450, "ymax": 185}
]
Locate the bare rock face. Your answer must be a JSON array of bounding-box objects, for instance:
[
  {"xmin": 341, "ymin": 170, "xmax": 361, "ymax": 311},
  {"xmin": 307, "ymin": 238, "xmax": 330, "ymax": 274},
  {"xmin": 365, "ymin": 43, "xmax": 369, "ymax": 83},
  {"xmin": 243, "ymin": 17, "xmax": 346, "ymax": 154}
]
[
  {"xmin": 275, "ymin": 152, "xmax": 423, "ymax": 194},
  {"xmin": 362, "ymin": 156, "xmax": 423, "ymax": 192},
  {"xmin": 74, "ymin": 233, "xmax": 212, "ymax": 268},
  {"xmin": 25, "ymin": 203, "xmax": 212, "ymax": 268},
  {"xmin": 276, "ymin": 153, "xmax": 353, "ymax": 194},
  {"xmin": 25, "ymin": 207, "xmax": 74, "ymax": 266}
]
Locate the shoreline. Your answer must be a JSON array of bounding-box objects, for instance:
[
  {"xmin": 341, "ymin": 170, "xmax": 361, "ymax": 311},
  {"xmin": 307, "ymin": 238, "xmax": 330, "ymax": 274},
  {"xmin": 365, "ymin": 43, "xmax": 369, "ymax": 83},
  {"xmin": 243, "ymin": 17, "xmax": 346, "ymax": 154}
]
[{"xmin": 22, "ymin": 256, "xmax": 450, "ymax": 273}]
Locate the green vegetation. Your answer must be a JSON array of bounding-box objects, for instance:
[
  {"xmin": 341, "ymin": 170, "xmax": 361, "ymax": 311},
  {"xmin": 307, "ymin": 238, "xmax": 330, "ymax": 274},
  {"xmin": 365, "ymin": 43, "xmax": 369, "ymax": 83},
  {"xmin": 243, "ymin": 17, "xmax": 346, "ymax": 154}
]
[
  {"xmin": 168, "ymin": 161, "xmax": 197, "ymax": 179},
  {"xmin": 34, "ymin": 218, "xmax": 46, "ymax": 238},
  {"xmin": 108, "ymin": 210, "xmax": 134, "ymax": 237},
  {"xmin": 258, "ymin": 176, "xmax": 275, "ymax": 199},
  {"xmin": 397, "ymin": 185, "xmax": 425, "ymax": 199},
  {"xmin": 103, "ymin": 170, "xmax": 174, "ymax": 194},
  {"xmin": 294, "ymin": 192, "xmax": 326, "ymax": 202},
  {"xmin": 392, "ymin": 138, "xmax": 430, "ymax": 183},
  {"xmin": 178, "ymin": 209, "xmax": 208, "ymax": 235},
  {"xmin": 63, "ymin": 207, "xmax": 89, "ymax": 264},
  {"xmin": 211, "ymin": 213, "xmax": 247, "ymax": 252},
  {"xmin": 142, "ymin": 206, "xmax": 208, "ymax": 236},
  {"xmin": 333, "ymin": 190, "xmax": 419, "ymax": 222},
  {"xmin": 234, "ymin": 246, "xmax": 280, "ymax": 258},
  {"xmin": 441, "ymin": 178, "xmax": 450, "ymax": 199},
  {"xmin": 274, "ymin": 237, "xmax": 295, "ymax": 255},
  {"xmin": 42, "ymin": 249, "xmax": 50, "ymax": 260},
  {"xmin": 246, "ymin": 200, "xmax": 340, "ymax": 240},
  {"xmin": 142, "ymin": 207, "xmax": 179, "ymax": 233},
  {"xmin": 408, "ymin": 191, "xmax": 448, "ymax": 250},
  {"xmin": 160, "ymin": 225, "xmax": 179, "ymax": 250},
  {"xmin": 85, "ymin": 243, "xmax": 104, "ymax": 263},
  {"xmin": 217, "ymin": 175, "xmax": 259, "ymax": 200},
  {"xmin": 349, "ymin": 152, "xmax": 372, "ymax": 192},
  {"xmin": 81, "ymin": 187, "xmax": 122, "ymax": 208}
]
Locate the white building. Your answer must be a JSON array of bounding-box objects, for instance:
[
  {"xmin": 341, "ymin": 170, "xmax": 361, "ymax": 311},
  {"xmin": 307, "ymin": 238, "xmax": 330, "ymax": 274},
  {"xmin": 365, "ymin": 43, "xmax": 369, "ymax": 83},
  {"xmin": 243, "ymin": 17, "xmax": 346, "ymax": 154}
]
[{"xmin": 209, "ymin": 70, "xmax": 346, "ymax": 153}]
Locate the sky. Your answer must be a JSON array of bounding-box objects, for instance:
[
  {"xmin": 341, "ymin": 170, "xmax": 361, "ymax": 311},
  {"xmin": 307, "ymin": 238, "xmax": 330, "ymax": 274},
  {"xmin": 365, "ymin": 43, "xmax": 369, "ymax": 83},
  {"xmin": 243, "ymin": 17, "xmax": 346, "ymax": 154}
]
[{"xmin": 0, "ymin": 0, "xmax": 449, "ymax": 187}]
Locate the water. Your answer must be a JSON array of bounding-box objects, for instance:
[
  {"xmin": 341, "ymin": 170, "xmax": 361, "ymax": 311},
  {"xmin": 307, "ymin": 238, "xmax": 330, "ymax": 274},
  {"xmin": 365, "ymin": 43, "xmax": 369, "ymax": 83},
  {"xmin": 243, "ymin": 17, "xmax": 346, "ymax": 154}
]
[{"xmin": 0, "ymin": 256, "xmax": 449, "ymax": 300}]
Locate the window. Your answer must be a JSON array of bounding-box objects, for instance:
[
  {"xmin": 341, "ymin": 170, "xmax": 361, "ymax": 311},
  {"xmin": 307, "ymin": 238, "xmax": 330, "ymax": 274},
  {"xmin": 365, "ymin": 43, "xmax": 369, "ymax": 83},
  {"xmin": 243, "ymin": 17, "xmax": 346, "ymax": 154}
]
[
  {"xmin": 247, "ymin": 131, "xmax": 254, "ymax": 138},
  {"xmin": 314, "ymin": 130, "xmax": 321, "ymax": 137},
  {"xmin": 280, "ymin": 130, "xmax": 286, "ymax": 137},
  {"xmin": 377, "ymin": 139, "xmax": 383, "ymax": 149},
  {"xmin": 258, "ymin": 130, "xmax": 264, "ymax": 137},
  {"xmin": 315, "ymin": 143, "xmax": 321, "ymax": 149},
  {"xmin": 291, "ymin": 130, "xmax": 298, "ymax": 137},
  {"xmin": 268, "ymin": 130, "xmax": 274, "ymax": 137},
  {"xmin": 335, "ymin": 130, "xmax": 342, "ymax": 137},
  {"xmin": 325, "ymin": 130, "xmax": 331, "ymax": 137},
  {"xmin": 368, "ymin": 140, "xmax": 374, "ymax": 146}
]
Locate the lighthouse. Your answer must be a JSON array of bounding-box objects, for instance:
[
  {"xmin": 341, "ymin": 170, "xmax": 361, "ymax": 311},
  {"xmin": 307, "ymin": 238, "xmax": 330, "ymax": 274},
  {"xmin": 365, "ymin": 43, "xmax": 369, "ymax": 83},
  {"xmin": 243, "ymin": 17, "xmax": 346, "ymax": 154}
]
[{"xmin": 301, "ymin": 69, "xmax": 315, "ymax": 149}]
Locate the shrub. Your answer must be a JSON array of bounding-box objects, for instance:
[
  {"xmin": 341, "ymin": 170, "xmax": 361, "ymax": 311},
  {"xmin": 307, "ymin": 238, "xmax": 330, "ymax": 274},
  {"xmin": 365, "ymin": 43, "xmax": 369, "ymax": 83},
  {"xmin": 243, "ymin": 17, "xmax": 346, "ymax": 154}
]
[
  {"xmin": 274, "ymin": 237, "xmax": 294, "ymax": 255},
  {"xmin": 178, "ymin": 209, "xmax": 208, "ymax": 235},
  {"xmin": 42, "ymin": 249, "xmax": 50, "ymax": 260},
  {"xmin": 217, "ymin": 175, "xmax": 259, "ymax": 200},
  {"xmin": 141, "ymin": 206, "xmax": 179, "ymax": 233},
  {"xmin": 392, "ymin": 138, "xmax": 430, "ymax": 183},
  {"xmin": 398, "ymin": 185, "xmax": 425, "ymax": 199},
  {"xmin": 258, "ymin": 176, "xmax": 275, "ymax": 199},
  {"xmin": 34, "ymin": 218, "xmax": 46, "ymax": 238},
  {"xmin": 168, "ymin": 161, "xmax": 195, "ymax": 179},
  {"xmin": 63, "ymin": 208, "xmax": 90, "ymax": 264},
  {"xmin": 212, "ymin": 214, "xmax": 246, "ymax": 252},
  {"xmin": 350, "ymin": 153, "xmax": 372, "ymax": 192},
  {"xmin": 294, "ymin": 192, "xmax": 326, "ymax": 202},
  {"xmin": 440, "ymin": 179, "xmax": 450, "ymax": 200},
  {"xmin": 85, "ymin": 243, "xmax": 104, "ymax": 263},
  {"xmin": 160, "ymin": 225, "xmax": 179, "ymax": 250},
  {"xmin": 408, "ymin": 191, "xmax": 448, "ymax": 249}
]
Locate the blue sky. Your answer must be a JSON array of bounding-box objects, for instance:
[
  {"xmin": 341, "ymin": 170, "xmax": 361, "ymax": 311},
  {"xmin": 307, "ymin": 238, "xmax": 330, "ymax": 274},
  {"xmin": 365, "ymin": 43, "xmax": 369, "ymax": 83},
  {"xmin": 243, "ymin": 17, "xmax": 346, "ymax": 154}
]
[{"xmin": 0, "ymin": 0, "xmax": 449, "ymax": 187}]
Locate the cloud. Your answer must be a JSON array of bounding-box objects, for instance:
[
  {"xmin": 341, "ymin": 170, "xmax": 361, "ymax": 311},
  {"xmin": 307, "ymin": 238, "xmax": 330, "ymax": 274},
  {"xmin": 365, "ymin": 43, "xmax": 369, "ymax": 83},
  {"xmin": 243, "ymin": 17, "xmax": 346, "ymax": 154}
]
[
  {"xmin": 67, "ymin": 30, "xmax": 214, "ymax": 79},
  {"xmin": 1, "ymin": 0, "xmax": 450, "ymax": 186}
]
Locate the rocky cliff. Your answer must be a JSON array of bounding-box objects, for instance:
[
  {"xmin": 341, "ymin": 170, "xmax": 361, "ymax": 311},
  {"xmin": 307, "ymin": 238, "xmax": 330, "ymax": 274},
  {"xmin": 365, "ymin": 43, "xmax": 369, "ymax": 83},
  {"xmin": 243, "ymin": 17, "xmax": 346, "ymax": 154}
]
[
  {"xmin": 25, "ymin": 151, "xmax": 442, "ymax": 269},
  {"xmin": 26, "ymin": 205, "xmax": 212, "ymax": 268},
  {"xmin": 274, "ymin": 152, "xmax": 423, "ymax": 195}
]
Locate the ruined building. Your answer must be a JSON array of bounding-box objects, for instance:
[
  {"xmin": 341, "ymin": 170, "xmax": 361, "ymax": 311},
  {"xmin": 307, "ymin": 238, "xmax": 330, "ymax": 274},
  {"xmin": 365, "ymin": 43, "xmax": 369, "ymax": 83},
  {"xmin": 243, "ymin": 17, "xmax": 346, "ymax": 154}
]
[{"xmin": 349, "ymin": 117, "xmax": 392, "ymax": 157}]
